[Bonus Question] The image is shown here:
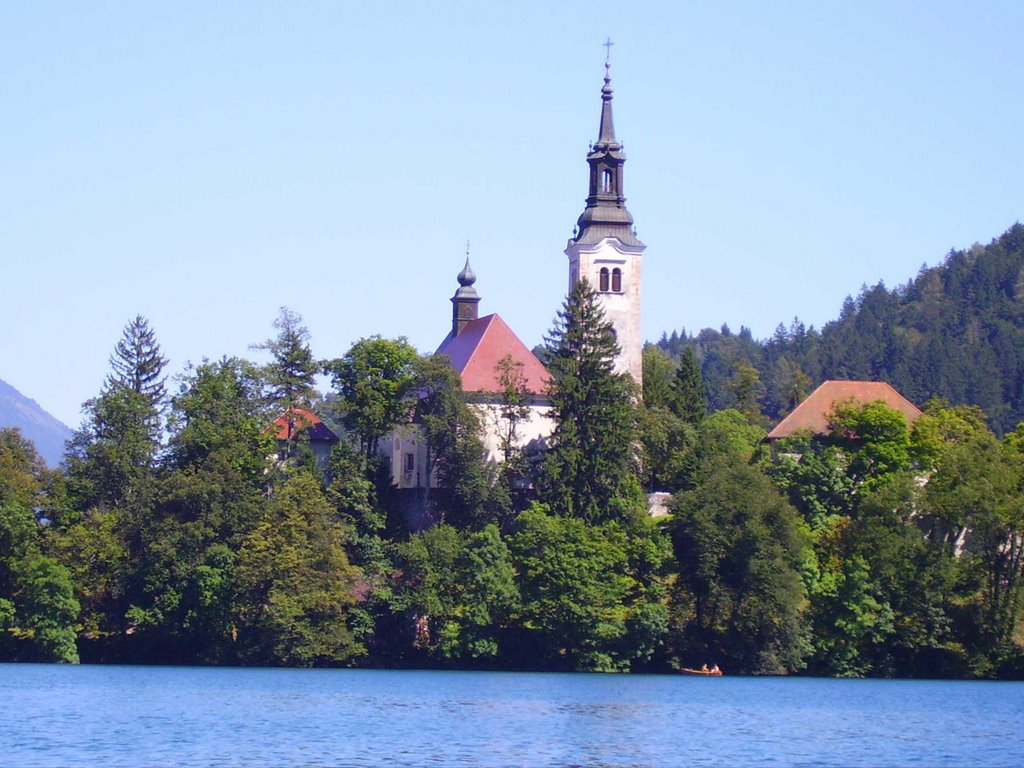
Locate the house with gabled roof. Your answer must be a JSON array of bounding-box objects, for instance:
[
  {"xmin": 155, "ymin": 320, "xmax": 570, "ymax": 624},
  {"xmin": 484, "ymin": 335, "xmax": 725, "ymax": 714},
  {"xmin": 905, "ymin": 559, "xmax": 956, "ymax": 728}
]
[
  {"xmin": 268, "ymin": 406, "xmax": 339, "ymax": 473},
  {"xmin": 766, "ymin": 380, "xmax": 923, "ymax": 442},
  {"xmin": 379, "ymin": 261, "xmax": 553, "ymax": 492}
]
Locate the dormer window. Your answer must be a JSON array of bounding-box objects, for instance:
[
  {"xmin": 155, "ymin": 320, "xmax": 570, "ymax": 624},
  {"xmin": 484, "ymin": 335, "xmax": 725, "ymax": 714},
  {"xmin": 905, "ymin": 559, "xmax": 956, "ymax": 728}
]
[
  {"xmin": 599, "ymin": 267, "xmax": 610, "ymax": 292},
  {"xmin": 601, "ymin": 169, "xmax": 613, "ymax": 193},
  {"xmin": 612, "ymin": 268, "xmax": 622, "ymax": 292}
]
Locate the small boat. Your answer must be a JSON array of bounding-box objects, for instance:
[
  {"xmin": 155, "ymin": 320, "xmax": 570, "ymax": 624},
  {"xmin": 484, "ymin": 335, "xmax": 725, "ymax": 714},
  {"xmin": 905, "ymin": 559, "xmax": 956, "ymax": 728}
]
[{"xmin": 679, "ymin": 666, "xmax": 723, "ymax": 676}]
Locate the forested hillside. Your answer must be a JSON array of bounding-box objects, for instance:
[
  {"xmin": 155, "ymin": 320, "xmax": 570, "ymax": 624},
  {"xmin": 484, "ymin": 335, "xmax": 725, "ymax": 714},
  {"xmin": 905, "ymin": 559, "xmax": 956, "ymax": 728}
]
[{"xmin": 657, "ymin": 223, "xmax": 1024, "ymax": 433}]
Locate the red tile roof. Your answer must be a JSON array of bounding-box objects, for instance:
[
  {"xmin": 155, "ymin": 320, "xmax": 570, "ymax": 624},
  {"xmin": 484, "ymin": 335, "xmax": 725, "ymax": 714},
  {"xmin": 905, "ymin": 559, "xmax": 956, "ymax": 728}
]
[
  {"xmin": 436, "ymin": 314, "xmax": 549, "ymax": 395},
  {"xmin": 269, "ymin": 407, "xmax": 339, "ymax": 443},
  {"xmin": 766, "ymin": 380, "xmax": 922, "ymax": 440}
]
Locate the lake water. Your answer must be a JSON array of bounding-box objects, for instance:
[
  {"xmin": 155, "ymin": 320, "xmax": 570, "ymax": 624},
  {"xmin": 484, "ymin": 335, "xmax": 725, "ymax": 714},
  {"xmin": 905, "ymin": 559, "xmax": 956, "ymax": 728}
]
[{"xmin": 1, "ymin": 665, "xmax": 1021, "ymax": 767}]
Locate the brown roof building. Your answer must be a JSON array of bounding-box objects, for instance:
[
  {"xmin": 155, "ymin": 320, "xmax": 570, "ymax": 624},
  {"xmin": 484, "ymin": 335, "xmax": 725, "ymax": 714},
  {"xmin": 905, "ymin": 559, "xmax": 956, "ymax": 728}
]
[
  {"xmin": 268, "ymin": 407, "xmax": 339, "ymax": 444},
  {"xmin": 380, "ymin": 259, "xmax": 554, "ymax": 497},
  {"xmin": 436, "ymin": 313, "xmax": 548, "ymax": 395},
  {"xmin": 766, "ymin": 380, "xmax": 923, "ymax": 441}
]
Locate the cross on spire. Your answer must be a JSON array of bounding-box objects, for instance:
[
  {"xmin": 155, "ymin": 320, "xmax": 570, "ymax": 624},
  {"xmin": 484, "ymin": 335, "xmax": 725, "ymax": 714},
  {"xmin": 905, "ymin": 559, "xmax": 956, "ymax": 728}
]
[{"xmin": 603, "ymin": 37, "xmax": 614, "ymax": 64}]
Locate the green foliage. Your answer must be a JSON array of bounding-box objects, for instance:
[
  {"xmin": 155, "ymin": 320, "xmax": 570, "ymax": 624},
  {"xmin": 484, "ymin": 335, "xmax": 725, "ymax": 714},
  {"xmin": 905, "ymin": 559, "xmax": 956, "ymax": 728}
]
[
  {"xmin": 671, "ymin": 409, "xmax": 768, "ymax": 492},
  {"xmin": 641, "ymin": 346, "xmax": 677, "ymax": 412},
  {"xmin": 672, "ymin": 346, "xmax": 706, "ymax": 425},
  {"xmin": 911, "ymin": 400, "xmax": 990, "ymax": 471},
  {"xmin": 166, "ymin": 357, "xmax": 272, "ymax": 474},
  {"xmin": 414, "ymin": 354, "xmax": 492, "ymax": 529},
  {"xmin": 807, "ymin": 532, "xmax": 894, "ymax": 677},
  {"xmin": 639, "ymin": 347, "xmax": 698, "ymax": 492},
  {"xmin": 923, "ymin": 429, "xmax": 1024, "ymax": 662},
  {"xmin": 66, "ymin": 387, "xmax": 160, "ymax": 513},
  {"xmin": 509, "ymin": 505, "xmax": 668, "ymax": 672},
  {"xmin": 0, "ymin": 430, "xmax": 79, "ymax": 662},
  {"xmin": 252, "ymin": 307, "xmax": 319, "ymax": 408},
  {"xmin": 727, "ymin": 362, "xmax": 767, "ymax": 425},
  {"xmin": 234, "ymin": 473, "xmax": 364, "ymax": 666},
  {"xmin": 51, "ymin": 507, "xmax": 126, "ymax": 645},
  {"xmin": 324, "ymin": 336, "xmax": 418, "ymax": 459},
  {"xmin": 539, "ymin": 279, "xmax": 643, "ymax": 523},
  {"xmin": 395, "ymin": 523, "xmax": 518, "ymax": 664},
  {"xmin": 102, "ymin": 358, "xmax": 274, "ymax": 663},
  {"xmin": 828, "ymin": 400, "xmax": 912, "ymax": 483},
  {"xmin": 669, "ymin": 454, "xmax": 810, "ymax": 674},
  {"xmin": 22, "ymin": 223, "xmax": 1024, "ymax": 675},
  {"xmin": 11, "ymin": 556, "xmax": 80, "ymax": 663},
  {"xmin": 638, "ymin": 405, "xmax": 696, "ymax": 493},
  {"xmin": 775, "ymin": 399, "xmax": 1022, "ymax": 677},
  {"xmin": 107, "ymin": 314, "xmax": 167, "ymax": 412}
]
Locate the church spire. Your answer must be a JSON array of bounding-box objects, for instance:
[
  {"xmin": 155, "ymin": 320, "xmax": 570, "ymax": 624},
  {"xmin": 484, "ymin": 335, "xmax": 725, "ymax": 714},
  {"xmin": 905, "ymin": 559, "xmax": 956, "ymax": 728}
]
[
  {"xmin": 597, "ymin": 39, "xmax": 617, "ymax": 146},
  {"xmin": 564, "ymin": 45, "xmax": 646, "ymax": 389},
  {"xmin": 574, "ymin": 43, "xmax": 640, "ymax": 247}
]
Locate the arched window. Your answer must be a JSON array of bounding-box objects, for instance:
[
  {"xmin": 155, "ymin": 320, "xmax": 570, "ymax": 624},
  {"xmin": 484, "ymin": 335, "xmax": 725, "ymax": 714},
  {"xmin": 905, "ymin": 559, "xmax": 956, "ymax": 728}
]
[
  {"xmin": 612, "ymin": 268, "xmax": 622, "ymax": 292},
  {"xmin": 602, "ymin": 169, "xmax": 613, "ymax": 193},
  {"xmin": 599, "ymin": 268, "xmax": 610, "ymax": 292}
]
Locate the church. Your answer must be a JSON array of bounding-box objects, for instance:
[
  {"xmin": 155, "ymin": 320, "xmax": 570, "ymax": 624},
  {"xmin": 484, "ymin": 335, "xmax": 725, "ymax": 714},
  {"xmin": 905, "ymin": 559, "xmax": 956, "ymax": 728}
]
[{"xmin": 378, "ymin": 55, "xmax": 646, "ymax": 491}]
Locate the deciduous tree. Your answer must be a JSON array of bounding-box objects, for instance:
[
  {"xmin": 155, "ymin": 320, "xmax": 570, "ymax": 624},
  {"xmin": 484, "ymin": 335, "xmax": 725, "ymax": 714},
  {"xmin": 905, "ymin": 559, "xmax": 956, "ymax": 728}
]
[{"xmin": 324, "ymin": 336, "xmax": 418, "ymax": 461}]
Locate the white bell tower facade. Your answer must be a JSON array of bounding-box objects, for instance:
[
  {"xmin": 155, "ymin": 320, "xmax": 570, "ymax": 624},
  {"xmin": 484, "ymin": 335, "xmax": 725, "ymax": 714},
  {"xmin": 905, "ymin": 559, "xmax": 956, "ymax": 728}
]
[{"xmin": 564, "ymin": 54, "xmax": 645, "ymax": 388}]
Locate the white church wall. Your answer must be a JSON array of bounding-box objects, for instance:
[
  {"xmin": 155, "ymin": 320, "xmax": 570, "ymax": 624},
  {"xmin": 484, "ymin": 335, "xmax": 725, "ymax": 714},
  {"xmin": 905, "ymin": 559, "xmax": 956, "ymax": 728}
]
[{"xmin": 474, "ymin": 400, "xmax": 554, "ymax": 466}]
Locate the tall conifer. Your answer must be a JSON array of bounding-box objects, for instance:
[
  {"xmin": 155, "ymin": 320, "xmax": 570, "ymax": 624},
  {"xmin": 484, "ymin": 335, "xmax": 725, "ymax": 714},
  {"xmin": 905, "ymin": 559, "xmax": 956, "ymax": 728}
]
[
  {"xmin": 253, "ymin": 307, "xmax": 318, "ymax": 408},
  {"xmin": 671, "ymin": 346, "xmax": 706, "ymax": 426},
  {"xmin": 107, "ymin": 315, "xmax": 167, "ymax": 410},
  {"xmin": 539, "ymin": 279, "xmax": 642, "ymax": 522}
]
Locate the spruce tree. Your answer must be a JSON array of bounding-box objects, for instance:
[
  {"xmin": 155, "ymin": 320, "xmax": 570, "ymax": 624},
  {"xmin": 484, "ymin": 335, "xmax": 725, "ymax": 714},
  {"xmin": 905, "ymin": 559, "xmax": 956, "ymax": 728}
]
[
  {"xmin": 538, "ymin": 279, "xmax": 643, "ymax": 523},
  {"xmin": 252, "ymin": 307, "xmax": 318, "ymax": 408},
  {"xmin": 671, "ymin": 346, "xmax": 706, "ymax": 426},
  {"xmin": 107, "ymin": 315, "xmax": 167, "ymax": 410},
  {"xmin": 67, "ymin": 317, "xmax": 166, "ymax": 511}
]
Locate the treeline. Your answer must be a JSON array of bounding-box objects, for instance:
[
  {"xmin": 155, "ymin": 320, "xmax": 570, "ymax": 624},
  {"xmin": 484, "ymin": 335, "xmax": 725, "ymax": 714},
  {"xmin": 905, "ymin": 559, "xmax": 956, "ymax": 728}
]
[
  {"xmin": 658, "ymin": 223, "xmax": 1024, "ymax": 434},
  {"xmin": 1, "ymin": 281, "xmax": 1023, "ymax": 677}
]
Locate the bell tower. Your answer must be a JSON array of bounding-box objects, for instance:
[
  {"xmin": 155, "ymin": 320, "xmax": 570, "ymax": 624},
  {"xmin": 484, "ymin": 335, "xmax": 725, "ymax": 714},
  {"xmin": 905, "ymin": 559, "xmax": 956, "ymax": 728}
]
[
  {"xmin": 451, "ymin": 253, "xmax": 480, "ymax": 337},
  {"xmin": 565, "ymin": 45, "xmax": 645, "ymax": 387}
]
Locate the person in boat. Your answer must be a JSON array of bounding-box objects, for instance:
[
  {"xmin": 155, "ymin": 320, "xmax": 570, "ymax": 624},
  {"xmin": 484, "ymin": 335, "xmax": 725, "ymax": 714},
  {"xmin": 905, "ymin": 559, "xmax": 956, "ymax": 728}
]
[
  {"xmin": 701, "ymin": 664, "xmax": 708, "ymax": 672},
  {"xmin": 710, "ymin": 664, "xmax": 720, "ymax": 674}
]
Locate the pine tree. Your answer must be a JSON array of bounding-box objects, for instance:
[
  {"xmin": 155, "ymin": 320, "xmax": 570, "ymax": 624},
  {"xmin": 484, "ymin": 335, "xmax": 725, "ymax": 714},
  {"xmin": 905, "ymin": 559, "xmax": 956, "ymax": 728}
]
[
  {"xmin": 67, "ymin": 318, "xmax": 166, "ymax": 511},
  {"xmin": 107, "ymin": 315, "xmax": 167, "ymax": 410},
  {"xmin": 253, "ymin": 307, "xmax": 318, "ymax": 408},
  {"xmin": 538, "ymin": 279, "xmax": 643, "ymax": 523},
  {"xmin": 671, "ymin": 346, "xmax": 706, "ymax": 426}
]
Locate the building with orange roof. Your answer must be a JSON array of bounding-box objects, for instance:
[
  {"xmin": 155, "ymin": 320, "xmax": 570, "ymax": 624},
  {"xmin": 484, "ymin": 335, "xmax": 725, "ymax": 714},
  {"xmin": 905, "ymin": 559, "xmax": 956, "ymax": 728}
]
[
  {"xmin": 268, "ymin": 406, "xmax": 339, "ymax": 472},
  {"xmin": 766, "ymin": 380, "xmax": 923, "ymax": 442},
  {"xmin": 380, "ymin": 260, "xmax": 553, "ymax": 491}
]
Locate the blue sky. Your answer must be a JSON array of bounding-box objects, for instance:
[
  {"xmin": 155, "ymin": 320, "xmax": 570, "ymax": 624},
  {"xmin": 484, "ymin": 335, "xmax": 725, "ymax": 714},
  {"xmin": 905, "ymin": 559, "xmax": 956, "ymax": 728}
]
[{"xmin": 3, "ymin": 2, "xmax": 1022, "ymax": 429}]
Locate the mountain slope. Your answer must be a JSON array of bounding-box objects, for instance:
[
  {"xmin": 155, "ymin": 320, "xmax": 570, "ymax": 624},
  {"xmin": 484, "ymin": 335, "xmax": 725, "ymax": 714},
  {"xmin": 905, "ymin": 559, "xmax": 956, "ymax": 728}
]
[
  {"xmin": 0, "ymin": 378, "xmax": 74, "ymax": 467},
  {"xmin": 656, "ymin": 222, "xmax": 1024, "ymax": 433}
]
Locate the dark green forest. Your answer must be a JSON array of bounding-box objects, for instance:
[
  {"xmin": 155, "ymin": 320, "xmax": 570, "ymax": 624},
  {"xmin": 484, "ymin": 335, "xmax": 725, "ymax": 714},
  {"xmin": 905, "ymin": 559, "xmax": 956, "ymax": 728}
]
[
  {"xmin": 2, "ymin": 228, "xmax": 1024, "ymax": 678},
  {"xmin": 659, "ymin": 223, "xmax": 1024, "ymax": 434}
]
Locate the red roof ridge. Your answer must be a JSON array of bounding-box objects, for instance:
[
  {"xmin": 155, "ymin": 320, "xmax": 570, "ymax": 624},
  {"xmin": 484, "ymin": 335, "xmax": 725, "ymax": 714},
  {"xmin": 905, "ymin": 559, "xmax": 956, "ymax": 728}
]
[
  {"xmin": 767, "ymin": 380, "xmax": 922, "ymax": 440},
  {"xmin": 437, "ymin": 313, "xmax": 549, "ymax": 395},
  {"xmin": 268, "ymin": 406, "xmax": 339, "ymax": 442}
]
